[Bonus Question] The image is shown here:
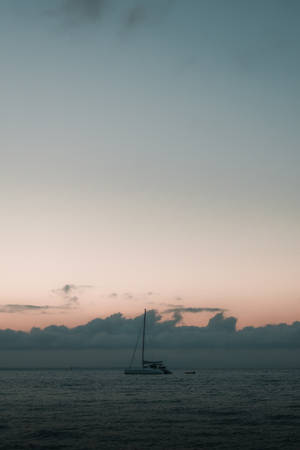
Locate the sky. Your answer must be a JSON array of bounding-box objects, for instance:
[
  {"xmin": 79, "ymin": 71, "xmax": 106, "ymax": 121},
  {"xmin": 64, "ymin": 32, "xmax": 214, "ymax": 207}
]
[{"xmin": 0, "ymin": 0, "xmax": 300, "ymax": 348}]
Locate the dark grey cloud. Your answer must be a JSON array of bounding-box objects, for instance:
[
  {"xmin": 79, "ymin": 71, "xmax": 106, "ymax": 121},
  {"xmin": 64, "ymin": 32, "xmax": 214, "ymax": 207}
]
[
  {"xmin": 0, "ymin": 310, "xmax": 299, "ymax": 351},
  {"xmin": 62, "ymin": 284, "xmax": 75, "ymax": 294},
  {"xmin": 207, "ymin": 312, "xmax": 237, "ymax": 333}
]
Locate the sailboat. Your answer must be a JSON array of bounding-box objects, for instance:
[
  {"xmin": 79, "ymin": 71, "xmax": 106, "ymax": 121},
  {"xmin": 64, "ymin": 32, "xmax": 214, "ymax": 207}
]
[{"xmin": 124, "ymin": 309, "xmax": 172, "ymax": 375}]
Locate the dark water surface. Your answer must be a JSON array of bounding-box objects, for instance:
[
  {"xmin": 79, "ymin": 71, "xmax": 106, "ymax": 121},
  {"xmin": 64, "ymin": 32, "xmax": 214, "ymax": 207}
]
[{"xmin": 0, "ymin": 369, "xmax": 299, "ymax": 449}]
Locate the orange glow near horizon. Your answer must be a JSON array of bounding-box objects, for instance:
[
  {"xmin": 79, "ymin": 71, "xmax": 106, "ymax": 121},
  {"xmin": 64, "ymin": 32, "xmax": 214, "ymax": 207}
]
[{"xmin": 1, "ymin": 290, "xmax": 299, "ymax": 332}]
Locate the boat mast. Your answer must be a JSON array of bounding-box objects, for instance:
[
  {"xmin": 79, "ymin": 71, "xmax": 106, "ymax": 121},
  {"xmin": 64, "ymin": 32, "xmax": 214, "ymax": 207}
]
[{"xmin": 142, "ymin": 308, "xmax": 146, "ymax": 367}]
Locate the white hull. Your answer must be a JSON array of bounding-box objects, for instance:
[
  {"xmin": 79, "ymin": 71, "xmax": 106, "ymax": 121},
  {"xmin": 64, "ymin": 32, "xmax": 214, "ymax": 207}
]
[{"xmin": 124, "ymin": 368, "xmax": 163, "ymax": 375}]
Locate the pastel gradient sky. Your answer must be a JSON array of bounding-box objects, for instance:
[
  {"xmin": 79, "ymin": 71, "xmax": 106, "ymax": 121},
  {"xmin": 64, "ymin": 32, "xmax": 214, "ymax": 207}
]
[{"xmin": 1, "ymin": 0, "xmax": 299, "ymax": 331}]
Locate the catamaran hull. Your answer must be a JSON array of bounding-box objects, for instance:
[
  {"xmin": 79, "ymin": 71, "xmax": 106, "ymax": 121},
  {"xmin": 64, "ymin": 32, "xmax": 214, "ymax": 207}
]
[{"xmin": 124, "ymin": 368, "xmax": 165, "ymax": 375}]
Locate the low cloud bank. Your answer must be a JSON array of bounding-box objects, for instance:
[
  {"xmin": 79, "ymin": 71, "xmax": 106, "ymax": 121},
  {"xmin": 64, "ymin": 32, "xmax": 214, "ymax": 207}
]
[{"xmin": 0, "ymin": 310, "xmax": 299, "ymax": 351}]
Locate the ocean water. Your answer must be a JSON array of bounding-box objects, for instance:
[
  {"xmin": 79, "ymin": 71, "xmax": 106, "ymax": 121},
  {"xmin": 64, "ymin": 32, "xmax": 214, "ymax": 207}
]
[{"xmin": 0, "ymin": 369, "xmax": 299, "ymax": 450}]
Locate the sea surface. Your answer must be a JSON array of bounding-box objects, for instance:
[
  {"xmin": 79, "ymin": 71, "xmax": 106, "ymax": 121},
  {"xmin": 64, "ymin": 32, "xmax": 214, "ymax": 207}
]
[{"xmin": 0, "ymin": 368, "xmax": 299, "ymax": 449}]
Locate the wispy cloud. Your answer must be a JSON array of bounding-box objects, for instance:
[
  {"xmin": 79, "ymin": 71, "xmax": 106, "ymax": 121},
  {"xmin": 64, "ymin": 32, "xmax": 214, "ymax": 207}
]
[
  {"xmin": 0, "ymin": 283, "xmax": 93, "ymax": 314},
  {"xmin": 0, "ymin": 304, "xmax": 51, "ymax": 314},
  {"xmin": 52, "ymin": 284, "xmax": 92, "ymax": 296},
  {"xmin": 52, "ymin": 283, "xmax": 92, "ymax": 307},
  {"xmin": 0, "ymin": 304, "xmax": 72, "ymax": 314},
  {"xmin": 164, "ymin": 307, "xmax": 226, "ymax": 314}
]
